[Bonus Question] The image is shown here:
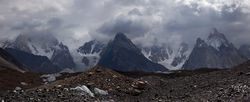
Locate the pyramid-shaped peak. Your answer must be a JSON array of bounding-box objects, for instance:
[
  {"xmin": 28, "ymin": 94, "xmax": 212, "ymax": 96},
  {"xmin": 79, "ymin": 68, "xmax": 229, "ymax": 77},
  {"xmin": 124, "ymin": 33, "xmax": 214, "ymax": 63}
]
[
  {"xmin": 114, "ymin": 32, "xmax": 128, "ymax": 40},
  {"xmin": 212, "ymin": 28, "xmax": 218, "ymax": 33},
  {"xmin": 98, "ymin": 32, "xmax": 168, "ymax": 72}
]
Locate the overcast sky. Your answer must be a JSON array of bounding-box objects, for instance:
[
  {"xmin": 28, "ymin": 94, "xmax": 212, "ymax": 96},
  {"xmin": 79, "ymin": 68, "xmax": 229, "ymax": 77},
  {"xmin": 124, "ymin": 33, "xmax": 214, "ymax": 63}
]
[{"xmin": 0, "ymin": 0, "xmax": 250, "ymax": 49}]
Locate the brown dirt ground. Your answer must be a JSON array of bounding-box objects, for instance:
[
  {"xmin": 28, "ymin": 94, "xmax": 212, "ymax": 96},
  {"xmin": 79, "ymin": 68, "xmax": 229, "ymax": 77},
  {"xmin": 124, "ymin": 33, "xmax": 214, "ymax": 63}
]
[{"xmin": 0, "ymin": 69, "xmax": 43, "ymax": 92}]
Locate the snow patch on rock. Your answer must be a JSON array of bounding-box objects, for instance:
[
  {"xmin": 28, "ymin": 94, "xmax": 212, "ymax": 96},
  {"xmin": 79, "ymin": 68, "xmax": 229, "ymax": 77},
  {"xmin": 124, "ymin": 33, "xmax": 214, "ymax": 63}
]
[
  {"xmin": 206, "ymin": 29, "xmax": 229, "ymax": 51},
  {"xmin": 141, "ymin": 44, "xmax": 190, "ymax": 70},
  {"xmin": 20, "ymin": 82, "xmax": 28, "ymax": 86},
  {"xmin": 70, "ymin": 85, "xmax": 94, "ymax": 97},
  {"xmin": 15, "ymin": 87, "xmax": 22, "ymax": 91},
  {"xmin": 60, "ymin": 68, "xmax": 74, "ymax": 73},
  {"xmin": 41, "ymin": 73, "xmax": 61, "ymax": 83},
  {"xmin": 94, "ymin": 88, "xmax": 108, "ymax": 95},
  {"xmin": 207, "ymin": 38, "xmax": 224, "ymax": 51}
]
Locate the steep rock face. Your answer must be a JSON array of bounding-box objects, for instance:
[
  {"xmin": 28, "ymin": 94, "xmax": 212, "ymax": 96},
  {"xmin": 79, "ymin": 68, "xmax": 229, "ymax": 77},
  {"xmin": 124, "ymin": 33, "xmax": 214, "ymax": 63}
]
[
  {"xmin": 50, "ymin": 43, "xmax": 75, "ymax": 69},
  {"xmin": 141, "ymin": 43, "xmax": 190, "ymax": 70},
  {"xmin": 183, "ymin": 29, "xmax": 246, "ymax": 69},
  {"xmin": 0, "ymin": 48, "xmax": 29, "ymax": 72},
  {"xmin": 5, "ymin": 48, "xmax": 61, "ymax": 72},
  {"xmin": 239, "ymin": 44, "xmax": 250, "ymax": 59},
  {"xmin": 76, "ymin": 38, "xmax": 190, "ymax": 71},
  {"xmin": 77, "ymin": 40, "xmax": 105, "ymax": 55},
  {"xmin": 75, "ymin": 40, "xmax": 106, "ymax": 70},
  {"xmin": 141, "ymin": 46, "xmax": 171, "ymax": 63},
  {"xmin": 98, "ymin": 33, "xmax": 168, "ymax": 72},
  {"xmin": 6, "ymin": 34, "xmax": 57, "ymax": 58},
  {"xmin": 171, "ymin": 43, "xmax": 189, "ymax": 67},
  {"xmin": 1, "ymin": 34, "xmax": 75, "ymax": 70}
]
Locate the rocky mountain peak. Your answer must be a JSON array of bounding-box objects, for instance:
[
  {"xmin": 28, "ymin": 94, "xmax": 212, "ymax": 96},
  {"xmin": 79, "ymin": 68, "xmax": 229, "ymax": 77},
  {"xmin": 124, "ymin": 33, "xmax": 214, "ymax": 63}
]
[
  {"xmin": 2, "ymin": 34, "xmax": 75, "ymax": 71},
  {"xmin": 179, "ymin": 43, "xmax": 189, "ymax": 53},
  {"xmin": 77, "ymin": 40, "xmax": 105, "ymax": 55},
  {"xmin": 114, "ymin": 33, "xmax": 134, "ymax": 44},
  {"xmin": 98, "ymin": 33, "xmax": 168, "ymax": 72},
  {"xmin": 207, "ymin": 29, "xmax": 230, "ymax": 50},
  {"xmin": 114, "ymin": 32, "xmax": 128, "ymax": 41},
  {"xmin": 112, "ymin": 33, "xmax": 140, "ymax": 54},
  {"xmin": 183, "ymin": 29, "xmax": 246, "ymax": 70},
  {"xmin": 196, "ymin": 38, "xmax": 207, "ymax": 47}
]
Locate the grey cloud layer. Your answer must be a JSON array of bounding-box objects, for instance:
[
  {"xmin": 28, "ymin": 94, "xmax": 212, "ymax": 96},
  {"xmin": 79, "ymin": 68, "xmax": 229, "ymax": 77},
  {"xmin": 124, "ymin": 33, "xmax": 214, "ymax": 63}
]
[{"xmin": 0, "ymin": 0, "xmax": 249, "ymax": 49}]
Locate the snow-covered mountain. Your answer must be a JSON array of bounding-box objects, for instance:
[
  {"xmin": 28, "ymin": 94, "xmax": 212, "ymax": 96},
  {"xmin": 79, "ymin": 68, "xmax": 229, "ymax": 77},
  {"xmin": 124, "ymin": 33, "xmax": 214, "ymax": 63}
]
[
  {"xmin": 74, "ymin": 39, "xmax": 189, "ymax": 71},
  {"xmin": 72, "ymin": 28, "xmax": 248, "ymax": 71},
  {"xmin": 73, "ymin": 40, "xmax": 106, "ymax": 71},
  {"xmin": 2, "ymin": 34, "xmax": 56, "ymax": 58},
  {"xmin": 206, "ymin": 28, "xmax": 231, "ymax": 51},
  {"xmin": 74, "ymin": 38, "xmax": 190, "ymax": 71},
  {"xmin": 141, "ymin": 43, "xmax": 190, "ymax": 70},
  {"xmin": 182, "ymin": 28, "xmax": 246, "ymax": 69},
  {"xmin": 1, "ymin": 34, "xmax": 75, "ymax": 70},
  {"xmin": 5, "ymin": 48, "xmax": 61, "ymax": 72}
]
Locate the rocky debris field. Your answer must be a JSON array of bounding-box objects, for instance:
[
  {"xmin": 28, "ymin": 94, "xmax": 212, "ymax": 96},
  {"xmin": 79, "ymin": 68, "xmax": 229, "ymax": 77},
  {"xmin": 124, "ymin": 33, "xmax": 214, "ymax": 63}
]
[
  {"xmin": 0, "ymin": 66, "xmax": 148, "ymax": 102},
  {"xmin": 1, "ymin": 61, "xmax": 250, "ymax": 102}
]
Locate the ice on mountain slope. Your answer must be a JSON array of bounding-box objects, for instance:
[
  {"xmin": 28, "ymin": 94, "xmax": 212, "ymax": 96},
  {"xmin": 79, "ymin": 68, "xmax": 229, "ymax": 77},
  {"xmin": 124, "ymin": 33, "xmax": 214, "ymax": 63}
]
[
  {"xmin": 72, "ymin": 49, "xmax": 101, "ymax": 72},
  {"xmin": 1, "ymin": 34, "xmax": 58, "ymax": 59},
  {"xmin": 1, "ymin": 34, "xmax": 75, "ymax": 70},
  {"xmin": 141, "ymin": 43, "xmax": 190, "ymax": 70},
  {"xmin": 26, "ymin": 41, "xmax": 54, "ymax": 59},
  {"xmin": 141, "ymin": 46, "xmax": 174, "ymax": 69},
  {"xmin": 73, "ymin": 40, "xmax": 106, "ymax": 71},
  {"xmin": 183, "ymin": 29, "xmax": 246, "ymax": 70},
  {"xmin": 206, "ymin": 28, "xmax": 230, "ymax": 51},
  {"xmin": 141, "ymin": 46, "xmax": 171, "ymax": 63},
  {"xmin": 74, "ymin": 39, "xmax": 190, "ymax": 70}
]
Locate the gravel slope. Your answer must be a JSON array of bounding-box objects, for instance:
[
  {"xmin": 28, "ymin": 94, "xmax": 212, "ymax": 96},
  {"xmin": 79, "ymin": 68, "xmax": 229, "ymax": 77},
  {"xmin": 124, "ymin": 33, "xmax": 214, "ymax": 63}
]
[{"xmin": 1, "ymin": 61, "xmax": 250, "ymax": 102}]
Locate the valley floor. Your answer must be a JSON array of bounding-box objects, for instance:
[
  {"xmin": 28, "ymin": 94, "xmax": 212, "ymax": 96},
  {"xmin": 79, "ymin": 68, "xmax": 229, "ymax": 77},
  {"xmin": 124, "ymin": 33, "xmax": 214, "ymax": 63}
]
[{"xmin": 1, "ymin": 61, "xmax": 250, "ymax": 102}]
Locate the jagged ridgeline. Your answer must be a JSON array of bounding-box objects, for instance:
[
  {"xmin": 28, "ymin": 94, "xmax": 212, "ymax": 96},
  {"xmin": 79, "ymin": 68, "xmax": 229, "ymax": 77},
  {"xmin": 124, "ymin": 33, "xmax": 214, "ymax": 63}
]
[
  {"xmin": 183, "ymin": 29, "xmax": 247, "ymax": 69},
  {"xmin": 1, "ymin": 34, "xmax": 75, "ymax": 72}
]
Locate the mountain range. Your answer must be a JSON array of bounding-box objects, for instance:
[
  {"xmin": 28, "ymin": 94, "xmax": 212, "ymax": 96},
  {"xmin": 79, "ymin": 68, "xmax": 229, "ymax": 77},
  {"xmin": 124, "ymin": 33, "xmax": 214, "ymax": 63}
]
[
  {"xmin": 1, "ymin": 34, "xmax": 75, "ymax": 72},
  {"xmin": 183, "ymin": 29, "xmax": 246, "ymax": 69},
  {"xmin": 141, "ymin": 42, "xmax": 190, "ymax": 70},
  {"xmin": 76, "ymin": 38, "xmax": 190, "ymax": 71},
  {"xmin": 78, "ymin": 28, "xmax": 249, "ymax": 71},
  {"xmin": 75, "ymin": 40, "xmax": 105, "ymax": 71},
  {"xmin": 5, "ymin": 48, "xmax": 61, "ymax": 72},
  {"xmin": 0, "ymin": 28, "xmax": 249, "ymax": 72}
]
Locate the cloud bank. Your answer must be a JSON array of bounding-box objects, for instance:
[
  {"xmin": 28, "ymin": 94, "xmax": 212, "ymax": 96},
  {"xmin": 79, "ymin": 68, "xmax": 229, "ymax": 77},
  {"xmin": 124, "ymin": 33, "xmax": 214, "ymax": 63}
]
[{"xmin": 0, "ymin": 0, "xmax": 250, "ymax": 49}]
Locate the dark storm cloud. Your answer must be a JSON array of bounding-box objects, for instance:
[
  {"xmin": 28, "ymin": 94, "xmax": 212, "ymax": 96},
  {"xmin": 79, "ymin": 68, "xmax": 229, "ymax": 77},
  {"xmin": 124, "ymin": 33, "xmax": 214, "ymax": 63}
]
[
  {"xmin": 95, "ymin": 0, "xmax": 250, "ymax": 48},
  {"xmin": 11, "ymin": 21, "xmax": 42, "ymax": 31},
  {"xmin": 0, "ymin": 0, "xmax": 250, "ymax": 49},
  {"xmin": 97, "ymin": 14, "xmax": 150, "ymax": 38},
  {"xmin": 48, "ymin": 18, "xmax": 63, "ymax": 28},
  {"xmin": 9, "ymin": 17, "xmax": 64, "ymax": 38}
]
